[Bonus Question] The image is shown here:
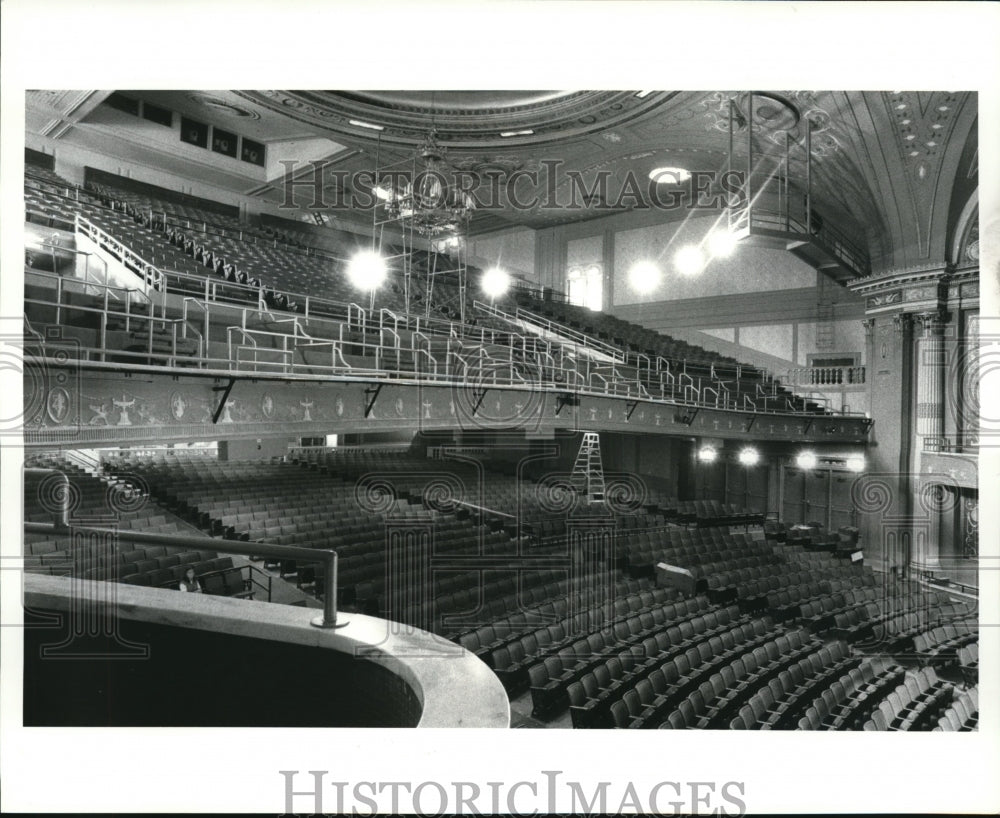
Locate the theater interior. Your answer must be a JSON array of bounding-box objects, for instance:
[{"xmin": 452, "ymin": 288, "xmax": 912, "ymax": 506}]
[{"xmin": 17, "ymin": 87, "xmax": 981, "ymax": 733}]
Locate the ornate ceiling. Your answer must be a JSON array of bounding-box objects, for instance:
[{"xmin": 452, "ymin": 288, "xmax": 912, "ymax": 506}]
[{"xmin": 29, "ymin": 89, "xmax": 978, "ymax": 274}]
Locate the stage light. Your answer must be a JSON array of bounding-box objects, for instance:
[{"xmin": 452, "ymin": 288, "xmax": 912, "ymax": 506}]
[
  {"xmin": 707, "ymin": 228, "xmax": 738, "ymax": 258},
  {"xmin": 738, "ymin": 447, "xmax": 759, "ymax": 466},
  {"xmin": 796, "ymin": 451, "xmax": 818, "ymax": 470},
  {"xmin": 846, "ymin": 454, "xmax": 866, "ymax": 473},
  {"xmin": 481, "ymin": 266, "xmax": 511, "ymax": 299},
  {"xmin": 629, "ymin": 261, "xmax": 661, "ymax": 294},
  {"xmin": 675, "ymin": 245, "xmax": 706, "ymax": 277},
  {"xmin": 697, "ymin": 446, "xmax": 718, "ymax": 463},
  {"xmin": 346, "ymin": 250, "xmax": 388, "ymax": 291}
]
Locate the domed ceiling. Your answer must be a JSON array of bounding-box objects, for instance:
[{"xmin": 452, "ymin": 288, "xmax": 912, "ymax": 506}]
[
  {"xmin": 237, "ymin": 90, "xmax": 678, "ymax": 148},
  {"xmin": 40, "ymin": 88, "xmax": 978, "ymax": 271}
]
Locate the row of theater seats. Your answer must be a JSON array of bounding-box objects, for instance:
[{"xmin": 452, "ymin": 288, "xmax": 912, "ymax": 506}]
[
  {"xmin": 26, "ymin": 176, "xmax": 208, "ymax": 279},
  {"xmin": 22, "ymin": 455, "xmax": 254, "ymax": 598},
  {"xmin": 88, "ymin": 182, "xmax": 305, "ymax": 250},
  {"xmin": 731, "ymin": 646, "xmax": 884, "ymax": 729},
  {"xmin": 912, "ymin": 622, "xmax": 979, "ymax": 660},
  {"xmin": 956, "ymin": 642, "xmax": 978, "ymax": 686},
  {"xmin": 635, "ymin": 627, "xmax": 819, "ymax": 729},
  {"xmin": 102, "ymin": 452, "xmax": 586, "ymax": 614},
  {"xmin": 933, "ymin": 686, "xmax": 979, "ymax": 732},
  {"xmin": 859, "ymin": 666, "xmax": 957, "ymax": 731},
  {"xmin": 491, "ymin": 590, "xmax": 694, "ymax": 696},
  {"xmin": 408, "ymin": 573, "xmax": 648, "ymax": 642},
  {"xmin": 89, "ymin": 178, "xmax": 422, "ymax": 317},
  {"xmin": 499, "ymin": 289, "xmax": 830, "ymax": 415}
]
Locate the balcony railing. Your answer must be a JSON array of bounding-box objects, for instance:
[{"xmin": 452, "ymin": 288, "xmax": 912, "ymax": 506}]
[
  {"xmin": 23, "ymin": 271, "xmax": 873, "ymax": 421},
  {"xmin": 779, "ymin": 366, "xmax": 866, "ymax": 387}
]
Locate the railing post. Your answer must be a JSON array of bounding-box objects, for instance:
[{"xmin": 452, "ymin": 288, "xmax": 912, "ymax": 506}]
[
  {"xmin": 310, "ymin": 552, "xmax": 341, "ymax": 628},
  {"xmin": 55, "ymin": 276, "xmax": 63, "ymax": 326}
]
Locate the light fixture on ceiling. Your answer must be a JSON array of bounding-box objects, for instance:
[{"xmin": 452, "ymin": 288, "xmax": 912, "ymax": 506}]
[
  {"xmin": 846, "ymin": 454, "xmax": 866, "ymax": 473},
  {"xmin": 648, "ymin": 166, "xmax": 691, "ymax": 184},
  {"xmin": 500, "ymin": 129, "xmax": 534, "ymax": 137},
  {"xmin": 377, "ymin": 130, "xmax": 476, "ymax": 237},
  {"xmin": 349, "ymin": 119, "xmax": 385, "ymax": 131},
  {"xmin": 738, "ymin": 447, "xmax": 760, "ymax": 466},
  {"xmin": 635, "ymin": 90, "xmax": 654, "ymax": 99}
]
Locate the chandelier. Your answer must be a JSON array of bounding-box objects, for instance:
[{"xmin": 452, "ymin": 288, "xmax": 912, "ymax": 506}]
[{"xmin": 375, "ymin": 130, "xmax": 476, "ymax": 237}]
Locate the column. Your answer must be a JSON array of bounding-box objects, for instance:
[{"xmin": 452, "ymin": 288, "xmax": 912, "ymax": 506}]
[{"xmin": 914, "ymin": 311, "xmax": 947, "ymax": 452}]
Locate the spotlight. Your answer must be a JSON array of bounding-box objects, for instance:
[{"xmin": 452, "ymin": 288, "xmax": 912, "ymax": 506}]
[
  {"xmin": 738, "ymin": 447, "xmax": 759, "ymax": 466},
  {"xmin": 675, "ymin": 245, "xmax": 705, "ymax": 277},
  {"xmin": 697, "ymin": 446, "xmax": 718, "ymax": 463},
  {"xmin": 796, "ymin": 451, "xmax": 818, "ymax": 470},
  {"xmin": 481, "ymin": 266, "xmax": 511, "ymax": 299},
  {"xmin": 707, "ymin": 228, "xmax": 738, "ymax": 258},
  {"xmin": 346, "ymin": 250, "xmax": 388, "ymax": 291},
  {"xmin": 629, "ymin": 261, "xmax": 661, "ymax": 295},
  {"xmin": 846, "ymin": 455, "xmax": 866, "ymax": 473}
]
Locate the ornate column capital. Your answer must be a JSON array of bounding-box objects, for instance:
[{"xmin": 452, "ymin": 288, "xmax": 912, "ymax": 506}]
[
  {"xmin": 862, "ymin": 318, "xmax": 876, "ymax": 339},
  {"xmin": 913, "ymin": 310, "xmax": 948, "ymax": 337},
  {"xmin": 891, "ymin": 313, "xmax": 912, "ymax": 334}
]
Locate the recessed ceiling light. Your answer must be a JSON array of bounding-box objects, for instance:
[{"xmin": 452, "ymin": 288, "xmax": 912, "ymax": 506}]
[
  {"xmin": 932, "ymin": 123, "xmax": 943, "ymax": 129},
  {"xmin": 909, "ymin": 150, "xmax": 920, "ymax": 157},
  {"xmin": 349, "ymin": 119, "xmax": 384, "ymax": 131},
  {"xmin": 635, "ymin": 90, "xmax": 654, "ymax": 99},
  {"xmin": 938, "ymin": 105, "xmax": 949, "ymax": 112},
  {"xmin": 901, "ymin": 119, "xmax": 911, "ymax": 125},
  {"xmin": 500, "ymin": 129, "xmax": 533, "ymax": 137},
  {"xmin": 905, "ymin": 134, "xmax": 915, "ymax": 140},
  {"xmin": 896, "ymin": 103, "xmax": 907, "ymax": 110},
  {"xmin": 926, "ymin": 140, "xmax": 937, "ymax": 147},
  {"xmin": 648, "ymin": 166, "xmax": 691, "ymax": 184}
]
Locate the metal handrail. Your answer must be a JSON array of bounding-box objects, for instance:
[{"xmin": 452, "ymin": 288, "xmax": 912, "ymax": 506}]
[
  {"xmin": 24, "ymin": 519, "xmax": 341, "ymax": 628},
  {"xmin": 22, "ymin": 284, "xmax": 874, "ymax": 419},
  {"xmin": 75, "ymin": 215, "xmax": 165, "ymax": 291}
]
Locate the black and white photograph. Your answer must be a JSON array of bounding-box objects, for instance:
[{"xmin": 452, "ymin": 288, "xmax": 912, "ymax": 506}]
[{"xmin": 2, "ymin": 1, "xmax": 998, "ymax": 815}]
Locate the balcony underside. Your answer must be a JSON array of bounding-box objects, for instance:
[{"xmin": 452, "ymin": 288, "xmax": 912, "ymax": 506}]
[
  {"xmin": 23, "ymin": 360, "xmax": 874, "ymax": 448},
  {"xmin": 733, "ymin": 222, "xmax": 868, "ymax": 284}
]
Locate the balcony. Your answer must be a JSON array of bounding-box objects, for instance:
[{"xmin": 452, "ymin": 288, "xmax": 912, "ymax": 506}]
[{"xmin": 779, "ymin": 366, "xmax": 866, "ymax": 388}]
